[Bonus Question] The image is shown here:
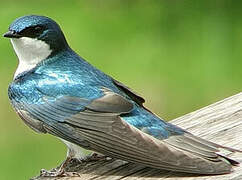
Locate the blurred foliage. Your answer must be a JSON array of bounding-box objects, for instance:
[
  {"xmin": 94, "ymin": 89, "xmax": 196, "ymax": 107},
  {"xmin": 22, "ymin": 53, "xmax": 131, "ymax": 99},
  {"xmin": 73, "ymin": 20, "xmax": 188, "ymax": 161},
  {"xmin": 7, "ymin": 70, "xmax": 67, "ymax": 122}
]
[{"xmin": 0, "ymin": 0, "xmax": 241, "ymax": 179}]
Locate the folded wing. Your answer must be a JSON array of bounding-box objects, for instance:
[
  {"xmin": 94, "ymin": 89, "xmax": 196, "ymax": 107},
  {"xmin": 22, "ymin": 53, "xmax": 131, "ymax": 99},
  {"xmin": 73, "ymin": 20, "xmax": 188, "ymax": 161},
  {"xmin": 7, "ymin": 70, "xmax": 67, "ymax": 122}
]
[{"xmin": 12, "ymin": 88, "xmax": 239, "ymax": 174}]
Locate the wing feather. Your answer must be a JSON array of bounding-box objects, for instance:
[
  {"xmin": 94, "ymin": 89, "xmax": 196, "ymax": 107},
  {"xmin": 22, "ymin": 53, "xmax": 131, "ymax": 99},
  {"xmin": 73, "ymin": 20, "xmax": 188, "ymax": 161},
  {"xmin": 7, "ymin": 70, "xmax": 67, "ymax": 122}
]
[
  {"xmin": 12, "ymin": 87, "xmax": 237, "ymax": 174},
  {"xmin": 50, "ymin": 112, "xmax": 232, "ymax": 174}
]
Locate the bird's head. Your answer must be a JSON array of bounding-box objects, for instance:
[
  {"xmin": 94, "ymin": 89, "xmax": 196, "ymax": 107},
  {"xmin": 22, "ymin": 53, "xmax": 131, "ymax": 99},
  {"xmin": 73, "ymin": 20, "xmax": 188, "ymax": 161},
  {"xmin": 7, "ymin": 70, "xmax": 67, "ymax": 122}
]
[
  {"xmin": 3, "ymin": 15, "xmax": 69, "ymax": 77},
  {"xmin": 4, "ymin": 15, "xmax": 68, "ymax": 53}
]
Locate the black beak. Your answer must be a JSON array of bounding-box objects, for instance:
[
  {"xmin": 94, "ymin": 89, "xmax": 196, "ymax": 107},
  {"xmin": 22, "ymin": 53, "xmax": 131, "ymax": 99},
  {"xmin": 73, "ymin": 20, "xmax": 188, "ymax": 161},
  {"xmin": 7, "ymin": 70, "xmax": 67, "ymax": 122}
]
[{"xmin": 3, "ymin": 30, "xmax": 22, "ymax": 38}]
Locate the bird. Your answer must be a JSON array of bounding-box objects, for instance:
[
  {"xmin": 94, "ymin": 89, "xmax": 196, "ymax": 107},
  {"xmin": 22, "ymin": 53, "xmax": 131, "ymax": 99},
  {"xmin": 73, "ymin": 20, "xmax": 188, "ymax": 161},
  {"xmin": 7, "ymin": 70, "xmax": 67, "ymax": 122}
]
[{"xmin": 3, "ymin": 15, "xmax": 241, "ymax": 177}]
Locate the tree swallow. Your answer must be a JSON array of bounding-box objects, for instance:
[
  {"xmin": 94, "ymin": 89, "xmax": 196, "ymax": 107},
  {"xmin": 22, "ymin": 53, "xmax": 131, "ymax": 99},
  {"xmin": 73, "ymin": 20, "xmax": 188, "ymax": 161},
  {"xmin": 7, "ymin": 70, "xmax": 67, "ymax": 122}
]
[{"xmin": 4, "ymin": 15, "xmax": 240, "ymax": 176}]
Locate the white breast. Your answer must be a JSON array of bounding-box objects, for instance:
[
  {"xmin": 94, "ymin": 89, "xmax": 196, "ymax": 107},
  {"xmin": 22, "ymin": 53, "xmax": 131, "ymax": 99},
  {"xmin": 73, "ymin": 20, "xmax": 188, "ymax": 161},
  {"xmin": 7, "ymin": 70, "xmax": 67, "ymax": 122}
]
[
  {"xmin": 10, "ymin": 37, "xmax": 52, "ymax": 78},
  {"xmin": 60, "ymin": 138, "xmax": 89, "ymax": 160}
]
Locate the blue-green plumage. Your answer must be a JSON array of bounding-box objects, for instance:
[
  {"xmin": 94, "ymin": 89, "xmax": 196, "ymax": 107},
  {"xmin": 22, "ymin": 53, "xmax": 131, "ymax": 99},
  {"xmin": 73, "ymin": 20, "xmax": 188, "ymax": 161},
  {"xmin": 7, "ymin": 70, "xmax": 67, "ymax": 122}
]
[
  {"xmin": 8, "ymin": 46, "xmax": 184, "ymax": 139},
  {"xmin": 5, "ymin": 15, "xmax": 240, "ymax": 175}
]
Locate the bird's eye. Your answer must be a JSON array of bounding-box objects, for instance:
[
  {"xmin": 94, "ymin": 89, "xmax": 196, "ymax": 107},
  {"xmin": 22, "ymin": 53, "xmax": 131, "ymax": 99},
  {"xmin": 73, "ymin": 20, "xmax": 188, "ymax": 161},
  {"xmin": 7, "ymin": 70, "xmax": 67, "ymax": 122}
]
[{"xmin": 34, "ymin": 26, "xmax": 43, "ymax": 33}]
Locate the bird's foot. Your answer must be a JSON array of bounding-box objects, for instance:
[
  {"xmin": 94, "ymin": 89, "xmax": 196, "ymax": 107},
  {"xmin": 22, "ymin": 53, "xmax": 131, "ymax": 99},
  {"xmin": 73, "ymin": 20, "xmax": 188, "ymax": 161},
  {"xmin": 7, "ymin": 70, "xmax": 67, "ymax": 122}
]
[
  {"xmin": 39, "ymin": 153, "xmax": 109, "ymax": 177},
  {"xmin": 40, "ymin": 157, "xmax": 80, "ymax": 177},
  {"xmin": 40, "ymin": 168, "xmax": 79, "ymax": 177}
]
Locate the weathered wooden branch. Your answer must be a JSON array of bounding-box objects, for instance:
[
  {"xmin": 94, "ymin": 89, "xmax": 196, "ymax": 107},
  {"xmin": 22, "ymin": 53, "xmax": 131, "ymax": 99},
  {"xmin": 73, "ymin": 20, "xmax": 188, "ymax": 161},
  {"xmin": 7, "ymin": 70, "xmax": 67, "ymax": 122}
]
[{"xmin": 33, "ymin": 92, "xmax": 242, "ymax": 180}]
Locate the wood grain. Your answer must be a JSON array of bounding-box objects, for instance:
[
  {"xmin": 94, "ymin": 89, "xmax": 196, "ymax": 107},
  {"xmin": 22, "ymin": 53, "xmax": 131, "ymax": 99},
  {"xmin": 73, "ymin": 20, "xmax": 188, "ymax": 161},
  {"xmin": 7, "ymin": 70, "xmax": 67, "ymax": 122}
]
[{"xmin": 32, "ymin": 92, "xmax": 242, "ymax": 180}]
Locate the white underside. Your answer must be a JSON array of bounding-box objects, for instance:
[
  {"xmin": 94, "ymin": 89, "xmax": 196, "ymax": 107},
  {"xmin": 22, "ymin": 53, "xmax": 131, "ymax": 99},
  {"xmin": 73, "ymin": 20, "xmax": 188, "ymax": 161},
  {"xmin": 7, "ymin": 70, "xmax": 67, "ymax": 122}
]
[
  {"xmin": 60, "ymin": 138, "xmax": 90, "ymax": 159},
  {"xmin": 10, "ymin": 37, "xmax": 52, "ymax": 78}
]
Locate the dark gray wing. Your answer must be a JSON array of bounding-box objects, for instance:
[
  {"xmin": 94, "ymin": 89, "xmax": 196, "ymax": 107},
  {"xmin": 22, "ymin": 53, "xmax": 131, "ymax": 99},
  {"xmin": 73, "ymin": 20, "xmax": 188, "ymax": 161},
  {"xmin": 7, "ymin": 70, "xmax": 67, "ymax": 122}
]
[
  {"xmin": 112, "ymin": 78, "xmax": 145, "ymax": 106},
  {"xmin": 13, "ymin": 88, "xmax": 236, "ymax": 174}
]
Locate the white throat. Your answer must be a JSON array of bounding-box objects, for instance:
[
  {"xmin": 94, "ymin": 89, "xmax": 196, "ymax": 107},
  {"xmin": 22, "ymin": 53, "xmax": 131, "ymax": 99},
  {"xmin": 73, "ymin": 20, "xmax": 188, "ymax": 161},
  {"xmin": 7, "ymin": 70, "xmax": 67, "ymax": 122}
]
[{"xmin": 10, "ymin": 37, "xmax": 52, "ymax": 78}]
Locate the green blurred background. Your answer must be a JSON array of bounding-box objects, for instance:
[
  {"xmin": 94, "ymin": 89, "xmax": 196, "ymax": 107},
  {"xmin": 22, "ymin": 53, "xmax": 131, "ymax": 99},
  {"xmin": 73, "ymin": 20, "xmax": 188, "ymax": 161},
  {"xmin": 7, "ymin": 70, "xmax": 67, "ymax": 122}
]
[{"xmin": 0, "ymin": 0, "xmax": 241, "ymax": 179}]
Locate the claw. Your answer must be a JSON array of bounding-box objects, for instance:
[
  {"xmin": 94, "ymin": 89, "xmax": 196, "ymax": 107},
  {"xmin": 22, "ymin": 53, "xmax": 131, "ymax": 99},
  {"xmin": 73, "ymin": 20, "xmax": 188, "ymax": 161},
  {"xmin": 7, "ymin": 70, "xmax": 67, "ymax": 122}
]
[
  {"xmin": 40, "ymin": 168, "xmax": 79, "ymax": 177},
  {"xmin": 39, "ymin": 153, "xmax": 109, "ymax": 177},
  {"xmin": 40, "ymin": 157, "xmax": 80, "ymax": 177}
]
